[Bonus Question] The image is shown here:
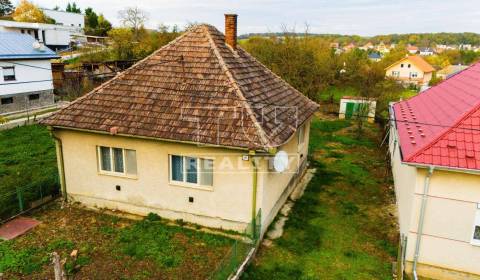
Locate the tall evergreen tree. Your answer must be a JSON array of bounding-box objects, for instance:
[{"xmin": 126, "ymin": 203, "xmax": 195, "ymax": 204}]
[{"xmin": 0, "ymin": 0, "xmax": 14, "ymax": 17}]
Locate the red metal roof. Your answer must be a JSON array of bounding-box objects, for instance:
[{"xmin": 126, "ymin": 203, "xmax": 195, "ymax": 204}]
[{"xmin": 393, "ymin": 61, "xmax": 480, "ymax": 170}]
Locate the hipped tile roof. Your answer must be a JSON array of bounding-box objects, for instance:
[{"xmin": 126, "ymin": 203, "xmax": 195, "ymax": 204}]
[
  {"xmin": 393, "ymin": 61, "xmax": 480, "ymax": 170},
  {"xmin": 42, "ymin": 25, "xmax": 319, "ymax": 150},
  {"xmin": 386, "ymin": 55, "xmax": 435, "ymax": 73}
]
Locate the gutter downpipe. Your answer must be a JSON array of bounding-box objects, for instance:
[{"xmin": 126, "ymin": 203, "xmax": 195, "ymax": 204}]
[
  {"xmin": 250, "ymin": 152, "xmax": 258, "ymax": 240},
  {"xmin": 412, "ymin": 165, "xmax": 434, "ymax": 280},
  {"xmin": 48, "ymin": 127, "xmax": 67, "ymax": 202}
]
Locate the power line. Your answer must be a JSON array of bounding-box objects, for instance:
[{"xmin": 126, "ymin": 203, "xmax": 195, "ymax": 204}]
[{"xmin": 4, "ymin": 55, "xmax": 480, "ymax": 133}]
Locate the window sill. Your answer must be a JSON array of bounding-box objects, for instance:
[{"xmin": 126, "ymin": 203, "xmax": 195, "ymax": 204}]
[
  {"xmin": 471, "ymin": 240, "xmax": 480, "ymax": 247},
  {"xmin": 98, "ymin": 171, "xmax": 138, "ymax": 180},
  {"xmin": 169, "ymin": 181, "xmax": 213, "ymax": 192}
]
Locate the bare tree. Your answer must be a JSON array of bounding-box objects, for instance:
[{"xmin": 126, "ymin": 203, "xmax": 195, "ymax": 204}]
[{"xmin": 118, "ymin": 6, "xmax": 148, "ymax": 39}]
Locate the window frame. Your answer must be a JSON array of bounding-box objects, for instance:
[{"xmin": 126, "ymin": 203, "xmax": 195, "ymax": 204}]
[
  {"xmin": 97, "ymin": 146, "xmax": 137, "ymax": 179},
  {"xmin": 2, "ymin": 66, "xmax": 16, "ymax": 81},
  {"xmin": 471, "ymin": 205, "xmax": 480, "ymax": 246},
  {"xmin": 1, "ymin": 97, "xmax": 13, "ymax": 105},
  {"xmin": 392, "ymin": 71, "xmax": 400, "ymax": 77},
  {"xmin": 29, "ymin": 94, "xmax": 40, "ymax": 101},
  {"xmin": 410, "ymin": 72, "xmax": 418, "ymax": 78},
  {"xmin": 298, "ymin": 124, "xmax": 306, "ymax": 147},
  {"xmin": 169, "ymin": 154, "xmax": 214, "ymax": 190}
]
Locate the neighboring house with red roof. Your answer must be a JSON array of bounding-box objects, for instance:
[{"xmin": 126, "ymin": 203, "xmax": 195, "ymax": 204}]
[
  {"xmin": 41, "ymin": 15, "xmax": 318, "ymax": 235},
  {"xmin": 389, "ymin": 62, "xmax": 480, "ymax": 279},
  {"xmin": 385, "ymin": 55, "xmax": 435, "ymax": 87}
]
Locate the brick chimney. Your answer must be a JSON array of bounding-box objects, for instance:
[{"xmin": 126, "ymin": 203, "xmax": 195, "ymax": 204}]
[{"xmin": 225, "ymin": 14, "xmax": 238, "ymax": 49}]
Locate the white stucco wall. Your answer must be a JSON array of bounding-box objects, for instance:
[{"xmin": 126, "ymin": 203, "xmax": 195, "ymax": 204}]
[
  {"xmin": 42, "ymin": 9, "xmax": 84, "ymax": 28},
  {"xmin": 390, "ymin": 117, "xmax": 480, "ymax": 277},
  {"xmin": 259, "ymin": 120, "xmax": 311, "ymax": 228},
  {"xmin": 55, "ymin": 121, "xmax": 311, "ymax": 233},
  {"xmin": 0, "ymin": 60, "xmax": 54, "ymax": 96},
  {"xmin": 389, "ymin": 121, "xmax": 417, "ymax": 236},
  {"xmin": 406, "ymin": 169, "xmax": 480, "ymax": 276}
]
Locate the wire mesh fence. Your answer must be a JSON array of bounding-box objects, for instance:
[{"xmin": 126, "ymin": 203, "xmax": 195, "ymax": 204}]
[
  {"xmin": 0, "ymin": 181, "xmax": 60, "ymax": 223},
  {"xmin": 209, "ymin": 210, "xmax": 262, "ymax": 280}
]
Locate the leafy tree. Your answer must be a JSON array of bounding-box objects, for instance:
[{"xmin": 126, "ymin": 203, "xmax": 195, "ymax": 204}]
[
  {"xmin": 0, "ymin": 0, "xmax": 14, "ymax": 17},
  {"xmin": 66, "ymin": 2, "xmax": 81, "ymax": 13},
  {"xmin": 96, "ymin": 14, "xmax": 112, "ymax": 36},
  {"xmin": 13, "ymin": 0, "xmax": 52, "ymax": 23},
  {"xmin": 85, "ymin": 7, "xmax": 98, "ymax": 28}
]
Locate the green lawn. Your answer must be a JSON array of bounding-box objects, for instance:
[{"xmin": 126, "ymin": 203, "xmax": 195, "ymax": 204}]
[
  {"xmin": 0, "ymin": 125, "xmax": 59, "ymax": 220},
  {"xmin": 242, "ymin": 117, "xmax": 397, "ymax": 280},
  {"xmin": 0, "ymin": 203, "xmax": 234, "ymax": 279}
]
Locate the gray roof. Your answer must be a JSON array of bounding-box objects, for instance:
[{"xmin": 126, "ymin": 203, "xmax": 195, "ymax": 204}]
[{"xmin": 0, "ymin": 32, "xmax": 59, "ymax": 60}]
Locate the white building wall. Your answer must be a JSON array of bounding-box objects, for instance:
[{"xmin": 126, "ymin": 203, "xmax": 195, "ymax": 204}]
[
  {"xmin": 0, "ymin": 60, "xmax": 53, "ymax": 96},
  {"xmin": 42, "ymin": 9, "xmax": 84, "ymax": 28},
  {"xmin": 390, "ymin": 114, "xmax": 480, "ymax": 278}
]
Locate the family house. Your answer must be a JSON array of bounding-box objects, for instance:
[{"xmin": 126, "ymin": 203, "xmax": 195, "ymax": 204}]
[
  {"xmin": 407, "ymin": 46, "xmax": 419, "ymax": 55},
  {"xmin": 0, "ymin": 32, "xmax": 58, "ymax": 114},
  {"xmin": 389, "ymin": 62, "xmax": 480, "ymax": 279},
  {"xmin": 0, "ymin": 14, "xmax": 83, "ymax": 51},
  {"xmin": 41, "ymin": 15, "xmax": 319, "ymax": 235},
  {"xmin": 436, "ymin": 64, "xmax": 469, "ymax": 80},
  {"xmin": 385, "ymin": 55, "xmax": 435, "ymax": 87},
  {"xmin": 419, "ymin": 47, "xmax": 434, "ymax": 56}
]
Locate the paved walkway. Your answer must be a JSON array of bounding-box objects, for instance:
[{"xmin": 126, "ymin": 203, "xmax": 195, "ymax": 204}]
[
  {"xmin": 0, "ymin": 102, "xmax": 69, "ymax": 131},
  {"xmin": 0, "ymin": 217, "xmax": 40, "ymax": 240}
]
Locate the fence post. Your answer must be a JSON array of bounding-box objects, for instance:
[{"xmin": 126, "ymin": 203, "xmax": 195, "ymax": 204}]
[{"xmin": 16, "ymin": 187, "xmax": 24, "ymax": 212}]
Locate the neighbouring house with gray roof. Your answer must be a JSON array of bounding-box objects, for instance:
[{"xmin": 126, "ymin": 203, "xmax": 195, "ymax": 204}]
[{"xmin": 0, "ymin": 32, "xmax": 59, "ymax": 114}]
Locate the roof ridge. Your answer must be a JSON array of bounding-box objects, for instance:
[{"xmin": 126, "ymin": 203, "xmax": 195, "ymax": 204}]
[
  {"xmin": 46, "ymin": 30, "xmax": 192, "ymax": 120},
  {"xmin": 202, "ymin": 25, "xmax": 271, "ymax": 148},
  {"xmin": 405, "ymin": 100, "xmax": 480, "ymax": 162}
]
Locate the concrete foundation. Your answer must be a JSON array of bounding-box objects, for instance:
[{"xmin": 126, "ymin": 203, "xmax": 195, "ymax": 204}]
[
  {"xmin": 405, "ymin": 261, "xmax": 480, "ymax": 280},
  {"xmin": 0, "ymin": 89, "xmax": 54, "ymax": 115}
]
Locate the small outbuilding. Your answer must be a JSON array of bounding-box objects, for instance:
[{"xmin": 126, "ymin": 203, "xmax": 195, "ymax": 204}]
[{"xmin": 338, "ymin": 96, "xmax": 376, "ymax": 123}]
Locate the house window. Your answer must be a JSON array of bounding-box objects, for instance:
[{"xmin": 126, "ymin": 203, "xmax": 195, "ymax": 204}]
[
  {"xmin": 400, "ymin": 64, "xmax": 404, "ymax": 68},
  {"xmin": 29, "ymin": 94, "xmax": 40, "ymax": 100},
  {"xmin": 2, "ymin": 66, "xmax": 15, "ymax": 81},
  {"xmin": 472, "ymin": 205, "xmax": 480, "ymax": 245},
  {"xmin": 408, "ymin": 64, "xmax": 411, "ymax": 68},
  {"xmin": 410, "ymin": 72, "xmax": 418, "ymax": 78},
  {"xmin": 298, "ymin": 125, "xmax": 305, "ymax": 146},
  {"xmin": 98, "ymin": 146, "xmax": 137, "ymax": 176},
  {"xmin": 1, "ymin": 97, "xmax": 13, "ymax": 105},
  {"xmin": 392, "ymin": 71, "xmax": 400, "ymax": 77},
  {"xmin": 169, "ymin": 155, "xmax": 213, "ymax": 187}
]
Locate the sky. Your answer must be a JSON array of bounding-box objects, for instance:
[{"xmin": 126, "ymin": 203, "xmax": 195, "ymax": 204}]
[{"xmin": 20, "ymin": 0, "xmax": 480, "ymax": 36}]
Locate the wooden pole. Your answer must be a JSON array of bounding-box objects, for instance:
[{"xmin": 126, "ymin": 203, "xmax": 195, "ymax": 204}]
[{"xmin": 52, "ymin": 252, "xmax": 62, "ymax": 280}]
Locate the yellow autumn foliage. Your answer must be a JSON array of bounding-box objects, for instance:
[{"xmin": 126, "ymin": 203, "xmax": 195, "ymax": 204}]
[{"xmin": 12, "ymin": 0, "xmax": 49, "ymax": 23}]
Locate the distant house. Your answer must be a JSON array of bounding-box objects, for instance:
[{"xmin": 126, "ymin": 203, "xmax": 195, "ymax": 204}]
[
  {"xmin": 376, "ymin": 41, "xmax": 390, "ymax": 54},
  {"xmin": 385, "ymin": 55, "xmax": 435, "ymax": 87},
  {"xmin": 407, "ymin": 46, "xmax": 418, "ymax": 55},
  {"xmin": 339, "ymin": 96, "xmax": 376, "ymax": 123},
  {"xmin": 436, "ymin": 64, "xmax": 469, "ymax": 80},
  {"xmin": 419, "ymin": 47, "xmax": 434, "ymax": 56},
  {"xmin": 41, "ymin": 9, "xmax": 84, "ymax": 29},
  {"xmin": 41, "ymin": 15, "xmax": 319, "ymax": 235},
  {"xmin": 0, "ymin": 10, "xmax": 84, "ymax": 51},
  {"xmin": 368, "ymin": 52, "xmax": 382, "ymax": 62},
  {"xmin": 343, "ymin": 43, "xmax": 356, "ymax": 52},
  {"xmin": 329, "ymin": 42, "xmax": 339, "ymax": 49},
  {"xmin": 389, "ymin": 62, "xmax": 480, "ymax": 280},
  {"xmin": 359, "ymin": 42, "xmax": 374, "ymax": 51},
  {"xmin": 0, "ymin": 32, "xmax": 58, "ymax": 114},
  {"xmin": 460, "ymin": 44, "xmax": 473, "ymax": 51}
]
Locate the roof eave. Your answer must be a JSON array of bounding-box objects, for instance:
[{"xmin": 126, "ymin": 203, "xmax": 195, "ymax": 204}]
[
  {"xmin": 403, "ymin": 161, "xmax": 480, "ymax": 175},
  {"xmin": 47, "ymin": 125, "xmax": 271, "ymax": 153}
]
